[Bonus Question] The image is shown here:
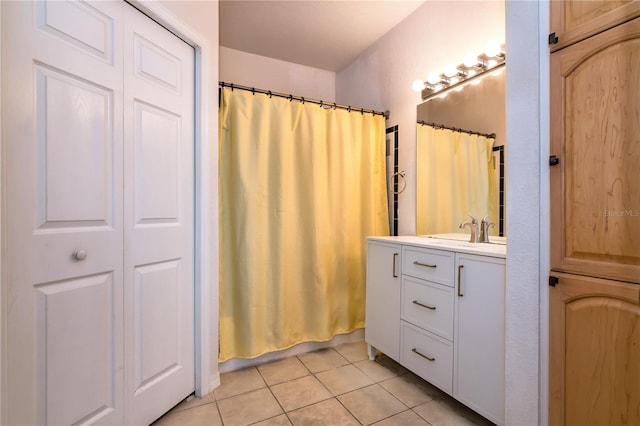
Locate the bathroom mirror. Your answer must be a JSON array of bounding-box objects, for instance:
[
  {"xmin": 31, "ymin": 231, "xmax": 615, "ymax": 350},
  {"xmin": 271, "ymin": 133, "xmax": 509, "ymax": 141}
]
[{"xmin": 415, "ymin": 68, "xmax": 505, "ymax": 236}]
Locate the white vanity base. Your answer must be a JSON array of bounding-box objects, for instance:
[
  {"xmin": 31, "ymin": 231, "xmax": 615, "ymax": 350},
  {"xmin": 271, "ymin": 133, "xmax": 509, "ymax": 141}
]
[{"xmin": 365, "ymin": 234, "xmax": 506, "ymax": 426}]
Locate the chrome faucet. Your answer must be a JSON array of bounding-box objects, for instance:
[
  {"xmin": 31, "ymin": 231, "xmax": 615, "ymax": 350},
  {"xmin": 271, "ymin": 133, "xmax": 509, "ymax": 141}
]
[
  {"xmin": 459, "ymin": 214, "xmax": 479, "ymax": 243},
  {"xmin": 479, "ymin": 215, "xmax": 496, "ymax": 243}
]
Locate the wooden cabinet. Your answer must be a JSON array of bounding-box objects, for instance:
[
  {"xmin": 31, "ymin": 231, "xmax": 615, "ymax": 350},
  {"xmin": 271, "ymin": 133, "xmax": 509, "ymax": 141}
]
[
  {"xmin": 549, "ymin": 2, "xmax": 640, "ymax": 424},
  {"xmin": 549, "ymin": 273, "xmax": 640, "ymax": 426},
  {"xmin": 366, "ymin": 237, "xmax": 505, "ymax": 425},
  {"xmin": 365, "ymin": 241, "xmax": 401, "ymax": 361},
  {"xmin": 550, "ymin": 16, "xmax": 640, "ymax": 284},
  {"xmin": 549, "ymin": 0, "xmax": 640, "ymax": 52}
]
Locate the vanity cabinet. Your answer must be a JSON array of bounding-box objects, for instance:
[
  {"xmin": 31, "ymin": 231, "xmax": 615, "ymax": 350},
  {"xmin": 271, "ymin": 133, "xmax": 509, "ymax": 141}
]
[{"xmin": 366, "ymin": 237, "xmax": 505, "ymax": 425}]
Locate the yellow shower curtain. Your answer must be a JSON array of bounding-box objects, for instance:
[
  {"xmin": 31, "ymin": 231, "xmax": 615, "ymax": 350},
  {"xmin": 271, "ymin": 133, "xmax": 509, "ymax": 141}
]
[
  {"xmin": 416, "ymin": 124, "xmax": 497, "ymax": 235},
  {"xmin": 219, "ymin": 88, "xmax": 389, "ymax": 361}
]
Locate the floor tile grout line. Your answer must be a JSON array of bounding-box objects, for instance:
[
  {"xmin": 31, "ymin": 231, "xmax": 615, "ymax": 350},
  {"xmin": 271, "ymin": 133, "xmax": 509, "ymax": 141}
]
[{"xmin": 254, "ymin": 363, "xmax": 293, "ymax": 425}]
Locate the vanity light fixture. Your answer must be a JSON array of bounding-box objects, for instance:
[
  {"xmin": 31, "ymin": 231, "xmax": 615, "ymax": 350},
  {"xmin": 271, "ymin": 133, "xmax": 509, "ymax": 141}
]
[{"xmin": 414, "ymin": 42, "xmax": 505, "ymax": 101}]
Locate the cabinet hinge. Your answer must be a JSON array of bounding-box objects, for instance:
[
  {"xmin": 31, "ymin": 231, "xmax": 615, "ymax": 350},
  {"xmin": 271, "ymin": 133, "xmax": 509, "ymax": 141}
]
[
  {"xmin": 548, "ymin": 32, "xmax": 559, "ymax": 45},
  {"xmin": 549, "ymin": 276, "xmax": 559, "ymax": 287}
]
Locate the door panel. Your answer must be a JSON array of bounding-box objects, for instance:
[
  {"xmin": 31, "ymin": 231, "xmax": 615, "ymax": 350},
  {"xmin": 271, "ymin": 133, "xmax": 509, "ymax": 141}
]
[
  {"xmin": 123, "ymin": 7, "xmax": 195, "ymax": 425},
  {"xmin": 37, "ymin": 273, "xmax": 117, "ymax": 426},
  {"xmin": 133, "ymin": 33, "xmax": 182, "ymax": 91},
  {"xmin": 550, "ymin": 17, "xmax": 640, "ymax": 283},
  {"xmin": 549, "ymin": 273, "xmax": 640, "ymax": 426},
  {"xmin": 3, "ymin": 1, "xmax": 125, "ymax": 424},
  {"xmin": 36, "ymin": 0, "xmax": 115, "ymax": 63},
  {"xmin": 36, "ymin": 64, "xmax": 115, "ymax": 227},
  {"xmin": 134, "ymin": 102, "xmax": 181, "ymax": 224},
  {"xmin": 549, "ymin": 1, "xmax": 640, "ymax": 52},
  {"xmin": 134, "ymin": 260, "xmax": 182, "ymax": 392}
]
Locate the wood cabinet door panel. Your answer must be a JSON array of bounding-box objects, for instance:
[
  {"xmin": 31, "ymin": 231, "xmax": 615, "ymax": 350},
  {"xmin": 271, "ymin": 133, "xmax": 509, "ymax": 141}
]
[
  {"xmin": 549, "ymin": 273, "xmax": 640, "ymax": 426},
  {"xmin": 550, "ymin": 17, "xmax": 640, "ymax": 283},
  {"xmin": 550, "ymin": 0, "xmax": 640, "ymax": 52}
]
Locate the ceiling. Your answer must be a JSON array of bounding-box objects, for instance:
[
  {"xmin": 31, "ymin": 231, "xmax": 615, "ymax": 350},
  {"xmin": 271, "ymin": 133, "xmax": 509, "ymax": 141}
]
[{"xmin": 219, "ymin": 0, "xmax": 426, "ymax": 72}]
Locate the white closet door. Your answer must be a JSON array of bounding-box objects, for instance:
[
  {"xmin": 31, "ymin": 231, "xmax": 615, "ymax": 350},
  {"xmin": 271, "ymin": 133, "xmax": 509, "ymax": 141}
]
[
  {"xmin": 3, "ymin": 1, "xmax": 195, "ymax": 424},
  {"xmin": 3, "ymin": 1, "xmax": 125, "ymax": 424},
  {"xmin": 123, "ymin": 7, "xmax": 195, "ymax": 426}
]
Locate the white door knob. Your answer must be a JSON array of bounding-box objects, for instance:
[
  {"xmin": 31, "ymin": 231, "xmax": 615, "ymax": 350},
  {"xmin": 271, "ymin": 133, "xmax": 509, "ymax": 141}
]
[{"xmin": 73, "ymin": 249, "xmax": 87, "ymax": 261}]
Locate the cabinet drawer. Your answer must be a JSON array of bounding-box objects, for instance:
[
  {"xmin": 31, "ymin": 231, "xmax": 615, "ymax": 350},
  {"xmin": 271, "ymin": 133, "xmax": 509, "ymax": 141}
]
[
  {"xmin": 402, "ymin": 247, "xmax": 454, "ymax": 286},
  {"xmin": 402, "ymin": 276, "xmax": 454, "ymax": 340},
  {"xmin": 401, "ymin": 321, "xmax": 453, "ymax": 395}
]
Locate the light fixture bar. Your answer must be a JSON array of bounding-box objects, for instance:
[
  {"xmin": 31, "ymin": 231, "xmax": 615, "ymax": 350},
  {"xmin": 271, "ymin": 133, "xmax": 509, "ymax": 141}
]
[
  {"xmin": 420, "ymin": 62, "xmax": 505, "ymax": 102},
  {"xmin": 415, "ymin": 42, "xmax": 506, "ymax": 101}
]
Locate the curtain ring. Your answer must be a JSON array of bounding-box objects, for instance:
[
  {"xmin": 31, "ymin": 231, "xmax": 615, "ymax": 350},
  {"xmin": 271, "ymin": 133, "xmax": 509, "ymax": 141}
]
[
  {"xmin": 288, "ymin": 95, "xmax": 293, "ymax": 102},
  {"xmin": 230, "ymin": 83, "xmax": 234, "ymax": 91},
  {"xmin": 267, "ymin": 90, "xmax": 272, "ymax": 98},
  {"xmin": 360, "ymin": 108, "xmax": 364, "ymax": 115},
  {"xmin": 348, "ymin": 106, "xmax": 351, "ymax": 112},
  {"xmin": 319, "ymin": 100, "xmax": 323, "ymax": 108},
  {"xmin": 301, "ymin": 97, "xmax": 305, "ymax": 104},
  {"xmin": 251, "ymin": 87, "xmax": 255, "ymax": 95}
]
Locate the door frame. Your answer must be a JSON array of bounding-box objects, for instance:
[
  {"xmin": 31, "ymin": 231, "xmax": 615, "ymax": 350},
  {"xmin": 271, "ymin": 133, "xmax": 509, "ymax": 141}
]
[{"xmin": 0, "ymin": 1, "xmax": 218, "ymax": 422}]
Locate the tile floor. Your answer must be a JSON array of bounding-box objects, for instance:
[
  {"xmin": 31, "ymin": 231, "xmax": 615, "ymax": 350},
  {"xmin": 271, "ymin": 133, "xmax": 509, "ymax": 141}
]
[{"xmin": 154, "ymin": 341, "xmax": 494, "ymax": 426}]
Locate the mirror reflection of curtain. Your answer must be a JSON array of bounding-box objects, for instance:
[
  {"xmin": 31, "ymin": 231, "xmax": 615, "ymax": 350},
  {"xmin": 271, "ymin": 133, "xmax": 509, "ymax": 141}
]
[
  {"xmin": 416, "ymin": 124, "xmax": 497, "ymax": 235},
  {"xmin": 219, "ymin": 88, "xmax": 389, "ymax": 361}
]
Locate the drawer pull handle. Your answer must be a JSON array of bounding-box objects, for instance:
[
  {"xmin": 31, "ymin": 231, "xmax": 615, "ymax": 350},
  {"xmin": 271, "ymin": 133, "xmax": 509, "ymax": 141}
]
[
  {"xmin": 412, "ymin": 300, "xmax": 436, "ymax": 310},
  {"xmin": 458, "ymin": 264, "xmax": 464, "ymax": 297},
  {"xmin": 412, "ymin": 348, "xmax": 435, "ymax": 361},
  {"xmin": 413, "ymin": 261, "xmax": 437, "ymax": 268},
  {"xmin": 392, "ymin": 253, "xmax": 398, "ymax": 278}
]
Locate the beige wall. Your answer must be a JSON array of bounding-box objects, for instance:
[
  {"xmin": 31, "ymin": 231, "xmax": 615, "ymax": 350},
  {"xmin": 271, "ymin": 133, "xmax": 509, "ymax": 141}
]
[{"xmin": 220, "ymin": 46, "xmax": 336, "ymax": 101}]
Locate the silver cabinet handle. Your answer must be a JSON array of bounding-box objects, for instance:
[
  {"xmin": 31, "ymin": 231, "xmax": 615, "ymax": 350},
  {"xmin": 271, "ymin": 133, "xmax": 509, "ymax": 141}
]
[
  {"xmin": 413, "ymin": 261, "xmax": 436, "ymax": 268},
  {"xmin": 412, "ymin": 348, "xmax": 435, "ymax": 361},
  {"xmin": 392, "ymin": 253, "xmax": 398, "ymax": 278},
  {"xmin": 412, "ymin": 300, "xmax": 436, "ymax": 310},
  {"xmin": 73, "ymin": 249, "xmax": 87, "ymax": 261},
  {"xmin": 458, "ymin": 264, "xmax": 464, "ymax": 297}
]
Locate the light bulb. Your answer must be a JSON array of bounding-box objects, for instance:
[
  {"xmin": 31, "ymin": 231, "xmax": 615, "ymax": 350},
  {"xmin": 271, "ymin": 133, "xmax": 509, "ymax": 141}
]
[
  {"xmin": 487, "ymin": 59, "xmax": 498, "ymax": 68},
  {"xmin": 412, "ymin": 79, "xmax": 425, "ymax": 92},
  {"xmin": 434, "ymin": 84, "xmax": 443, "ymax": 92},
  {"xmin": 466, "ymin": 69, "xmax": 477, "ymax": 78},
  {"xmin": 485, "ymin": 42, "xmax": 501, "ymax": 58},
  {"xmin": 427, "ymin": 72, "xmax": 440, "ymax": 85},
  {"xmin": 449, "ymin": 77, "xmax": 459, "ymax": 85},
  {"xmin": 463, "ymin": 52, "xmax": 478, "ymax": 67},
  {"xmin": 444, "ymin": 64, "xmax": 457, "ymax": 77}
]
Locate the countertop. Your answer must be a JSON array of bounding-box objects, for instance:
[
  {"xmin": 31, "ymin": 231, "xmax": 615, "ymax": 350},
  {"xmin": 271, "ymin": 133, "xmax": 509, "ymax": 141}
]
[{"xmin": 367, "ymin": 233, "xmax": 507, "ymax": 259}]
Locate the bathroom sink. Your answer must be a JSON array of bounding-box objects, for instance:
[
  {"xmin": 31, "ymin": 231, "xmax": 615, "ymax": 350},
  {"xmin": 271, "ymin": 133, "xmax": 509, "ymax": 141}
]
[
  {"xmin": 420, "ymin": 233, "xmax": 507, "ymax": 246},
  {"xmin": 420, "ymin": 238, "xmax": 478, "ymax": 248}
]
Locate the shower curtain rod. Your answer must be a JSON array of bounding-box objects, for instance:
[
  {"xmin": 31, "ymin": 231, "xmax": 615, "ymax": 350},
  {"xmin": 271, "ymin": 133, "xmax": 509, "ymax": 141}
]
[
  {"xmin": 418, "ymin": 120, "xmax": 496, "ymax": 139},
  {"xmin": 219, "ymin": 81, "xmax": 389, "ymax": 119}
]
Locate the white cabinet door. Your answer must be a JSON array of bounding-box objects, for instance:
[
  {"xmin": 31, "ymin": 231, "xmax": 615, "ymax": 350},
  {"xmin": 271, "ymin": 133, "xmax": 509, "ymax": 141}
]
[
  {"xmin": 365, "ymin": 241, "xmax": 401, "ymax": 361},
  {"xmin": 454, "ymin": 253, "xmax": 505, "ymax": 425}
]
